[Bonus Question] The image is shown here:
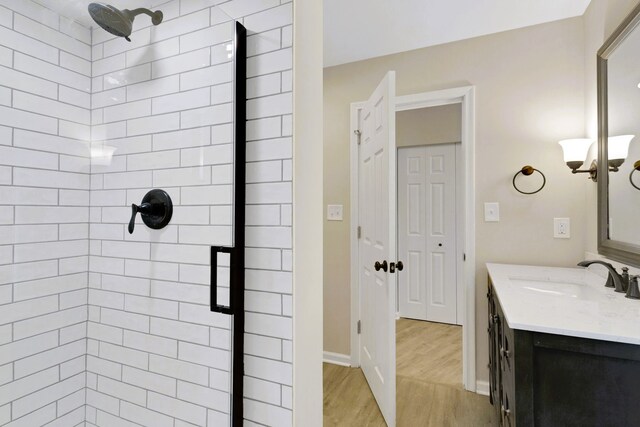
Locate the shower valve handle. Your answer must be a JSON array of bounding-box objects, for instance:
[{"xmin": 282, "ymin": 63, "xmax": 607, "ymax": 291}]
[
  {"xmin": 127, "ymin": 189, "xmax": 173, "ymax": 234},
  {"xmin": 128, "ymin": 203, "xmax": 152, "ymax": 234}
]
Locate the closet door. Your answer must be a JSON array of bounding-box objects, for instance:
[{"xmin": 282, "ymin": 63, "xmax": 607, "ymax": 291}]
[
  {"xmin": 398, "ymin": 147, "xmax": 427, "ymax": 320},
  {"xmin": 398, "ymin": 144, "xmax": 457, "ymax": 324}
]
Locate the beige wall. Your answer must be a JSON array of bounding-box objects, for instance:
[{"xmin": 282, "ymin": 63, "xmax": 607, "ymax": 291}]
[
  {"xmin": 323, "ymin": 17, "xmax": 588, "ymax": 382},
  {"xmin": 293, "ymin": 0, "xmax": 324, "ymax": 423},
  {"xmin": 396, "ymin": 104, "xmax": 462, "ymax": 147}
]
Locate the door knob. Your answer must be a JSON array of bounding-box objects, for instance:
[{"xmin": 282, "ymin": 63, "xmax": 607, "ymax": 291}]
[
  {"xmin": 390, "ymin": 261, "xmax": 404, "ymax": 273},
  {"xmin": 128, "ymin": 189, "xmax": 173, "ymax": 234},
  {"xmin": 374, "ymin": 260, "xmax": 388, "ymax": 272}
]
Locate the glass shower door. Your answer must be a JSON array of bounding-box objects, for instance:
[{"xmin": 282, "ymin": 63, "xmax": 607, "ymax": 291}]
[
  {"xmin": 86, "ymin": 4, "xmax": 246, "ymax": 426},
  {"xmin": 209, "ymin": 20, "xmax": 247, "ymax": 425}
]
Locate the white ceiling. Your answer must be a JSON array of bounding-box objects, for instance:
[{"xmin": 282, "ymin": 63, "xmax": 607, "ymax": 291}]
[
  {"xmin": 324, "ymin": 0, "xmax": 592, "ymax": 67},
  {"xmin": 31, "ymin": 0, "xmax": 591, "ymax": 67}
]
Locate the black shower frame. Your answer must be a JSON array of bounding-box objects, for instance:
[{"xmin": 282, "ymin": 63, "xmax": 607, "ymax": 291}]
[{"xmin": 210, "ymin": 21, "xmax": 246, "ymax": 426}]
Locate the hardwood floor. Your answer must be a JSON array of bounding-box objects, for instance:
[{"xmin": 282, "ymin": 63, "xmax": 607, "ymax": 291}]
[
  {"xmin": 396, "ymin": 318, "xmax": 462, "ymax": 389},
  {"xmin": 324, "ymin": 364, "xmax": 386, "ymax": 427},
  {"xmin": 324, "ymin": 319, "xmax": 498, "ymax": 426}
]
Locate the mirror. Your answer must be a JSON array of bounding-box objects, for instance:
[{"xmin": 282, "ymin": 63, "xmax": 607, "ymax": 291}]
[{"xmin": 598, "ymin": 3, "xmax": 640, "ymax": 266}]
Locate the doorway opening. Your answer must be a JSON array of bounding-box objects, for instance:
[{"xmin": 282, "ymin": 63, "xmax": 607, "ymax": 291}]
[
  {"xmin": 350, "ymin": 87, "xmax": 477, "ymax": 380},
  {"xmin": 397, "ymin": 106, "xmax": 463, "ymax": 325},
  {"xmin": 344, "ymin": 87, "xmax": 476, "ymax": 426},
  {"xmin": 396, "ymin": 104, "xmax": 465, "ymax": 414}
]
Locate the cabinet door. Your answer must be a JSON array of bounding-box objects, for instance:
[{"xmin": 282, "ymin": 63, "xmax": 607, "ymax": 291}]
[
  {"xmin": 501, "ymin": 387, "xmax": 514, "ymax": 427},
  {"xmin": 502, "ymin": 320, "xmax": 514, "ymax": 375},
  {"xmin": 500, "ymin": 309, "xmax": 516, "ymax": 426},
  {"xmin": 495, "ymin": 306, "xmax": 504, "ymax": 424},
  {"xmin": 487, "ymin": 285, "xmax": 493, "ymax": 404},
  {"xmin": 487, "ymin": 282, "xmax": 498, "ymax": 405}
]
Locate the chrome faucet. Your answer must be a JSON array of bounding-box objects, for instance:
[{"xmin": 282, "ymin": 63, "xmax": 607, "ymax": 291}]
[{"xmin": 577, "ymin": 260, "xmax": 628, "ymax": 293}]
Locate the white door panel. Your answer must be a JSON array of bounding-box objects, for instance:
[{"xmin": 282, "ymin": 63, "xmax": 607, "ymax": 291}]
[
  {"xmin": 398, "ymin": 149, "xmax": 427, "ymax": 319},
  {"xmin": 398, "ymin": 144, "xmax": 457, "ymax": 324},
  {"xmin": 358, "ymin": 71, "xmax": 396, "ymax": 427}
]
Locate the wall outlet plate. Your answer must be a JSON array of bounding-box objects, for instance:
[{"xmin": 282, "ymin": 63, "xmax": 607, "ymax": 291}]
[
  {"xmin": 484, "ymin": 202, "xmax": 500, "ymax": 222},
  {"xmin": 554, "ymin": 218, "xmax": 570, "ymax": 238},
  {"xmin": 327, "ymin": 204, "xmax": 343, "ymax": 221}
]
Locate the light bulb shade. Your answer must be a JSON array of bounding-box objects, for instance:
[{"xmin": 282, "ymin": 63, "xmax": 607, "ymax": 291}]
[
  {"xmin": 558, "ymin": 139, "xmax": 594, "ymax": 163},
  {"xmin": 608, "ymin": 134, "xmax": 634, "ymax": 160}
]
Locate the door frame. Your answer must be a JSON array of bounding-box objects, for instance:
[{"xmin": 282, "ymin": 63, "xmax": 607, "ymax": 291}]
[{"xmin": 350, "ymin": 85, "xmax": 477, "ymax": 392}]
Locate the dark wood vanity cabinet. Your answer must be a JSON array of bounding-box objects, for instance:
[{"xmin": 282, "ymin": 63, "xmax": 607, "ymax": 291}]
[
  {"xmin": 487, "ymin": 277, "xmax": 640, "ymax": 427},
  {"xmin": 487, "ymin": 280, "xmax": 533, "ymax": 426}
]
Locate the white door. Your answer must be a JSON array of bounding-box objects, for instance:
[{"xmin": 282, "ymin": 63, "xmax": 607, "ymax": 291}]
[
  {"xmin": 398, "ymin": 144, "xmax": 457, "ymax": 324},
  {"xmin": 358, "ymin": 71, "xmax": 397, "ymax": 427}
]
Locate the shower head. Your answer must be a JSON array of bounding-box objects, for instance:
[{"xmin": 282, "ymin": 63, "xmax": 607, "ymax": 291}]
[{"xmin": 88, "ymin": 3, "xmax": 163, "ymax": 42}]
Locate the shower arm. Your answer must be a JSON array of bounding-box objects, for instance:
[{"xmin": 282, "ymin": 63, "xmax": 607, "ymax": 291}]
[{"xmin": 123, "ymin": 8, "xmax": 163, "ymax": 25}]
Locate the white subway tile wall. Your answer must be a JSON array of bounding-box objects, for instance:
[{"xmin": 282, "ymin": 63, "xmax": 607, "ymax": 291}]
[
  {"xmin": 0, "ymin": 0, "xmax": 293, "ymax": 426},
  {"xmin": 87, "ymin": 1, "xmax": 293, "ymax": 426},
  {"xmin": 0, "ymin": 1, "xmax": 91, "ymax": 426}
]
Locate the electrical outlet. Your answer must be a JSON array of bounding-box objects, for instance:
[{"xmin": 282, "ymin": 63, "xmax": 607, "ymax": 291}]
[
  {"xmin": 554, "ymin": 218, "xmax": 570, "ymax": 238},
  {"xmin": 484, "ymin": 202, "xmax": 500, "ymax": 222},
  {"xmin": 327, "ymin": 204, "xmax": 343, "ymax": 221}
]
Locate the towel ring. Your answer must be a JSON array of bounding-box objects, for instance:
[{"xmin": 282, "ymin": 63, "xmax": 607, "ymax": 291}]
[
  {"xmin": 513, "ymin": 165, "xmax": 546, "ymax": 195},
  {"xmin": 629, "ymin": 160, "xmax": 640, "ymax": 191}
]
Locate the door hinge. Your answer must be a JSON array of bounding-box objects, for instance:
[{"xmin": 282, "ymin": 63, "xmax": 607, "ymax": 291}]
[
  {"xmin": 354, "ymin": 129, "xmax": 361, "ymax": 145},
  {"xmin": 357, "ymin": 226, "xmax": 361, "ymax": 239},
  {"xmin": 463, "ymin": 253, "xmax": 466, "ymax": 261},
  {"xmin": 357, "ymin": 320, "xmax": 361, "ymax": 334}
]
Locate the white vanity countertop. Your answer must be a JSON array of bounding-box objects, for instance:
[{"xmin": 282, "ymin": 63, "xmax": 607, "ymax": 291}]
[{"xmin": 487, "ymin": 263, "xmax": 640, "ymax": 345}]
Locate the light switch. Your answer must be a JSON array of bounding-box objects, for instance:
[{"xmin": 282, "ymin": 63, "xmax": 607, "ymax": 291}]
[
  {"xmin": 554, "ymin": 218, "xmax": 570, "ymax": 238},
  {"xmin": 484, "ymin": 202, "xmax": 500, "ymax": 222},
  {"xmin": 327, "ymin": 204, "xmax": 343, "ymax": 221}
]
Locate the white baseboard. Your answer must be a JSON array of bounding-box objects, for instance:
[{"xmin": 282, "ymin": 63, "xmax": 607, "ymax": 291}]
[
  {"xmin": 475, "ymin": 380, "xmax": 490, "ymax": 396},
  {"xmin": 323, "ymin": 351, "xmax": 351, "ymax": 367}
]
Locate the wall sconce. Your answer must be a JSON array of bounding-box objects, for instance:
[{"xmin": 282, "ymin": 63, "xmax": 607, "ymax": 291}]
[
  {"xmin": 559, "ymin": 135, "xmax": 634, "ymax": 182},
  {"xmin": 559, "ymin": 138, "xmax": 596, "ymax": 180},
  {"xmin": 608, "ymin": 135, "xmax": 634, "ymax": 170}
]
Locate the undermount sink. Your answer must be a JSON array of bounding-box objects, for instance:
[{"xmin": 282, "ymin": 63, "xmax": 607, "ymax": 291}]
[{"xmin": 508, "ymin": 277, "xmax": 588, "ymax": 298}]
